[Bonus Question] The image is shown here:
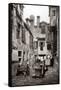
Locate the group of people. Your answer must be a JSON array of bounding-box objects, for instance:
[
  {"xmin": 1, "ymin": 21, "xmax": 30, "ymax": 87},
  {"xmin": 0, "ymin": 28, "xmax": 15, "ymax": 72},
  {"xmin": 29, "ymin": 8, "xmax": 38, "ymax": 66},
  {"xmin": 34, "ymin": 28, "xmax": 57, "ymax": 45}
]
[{"xmin": 16, "ymin": 53, "xmax": 54, "ymax": 77}]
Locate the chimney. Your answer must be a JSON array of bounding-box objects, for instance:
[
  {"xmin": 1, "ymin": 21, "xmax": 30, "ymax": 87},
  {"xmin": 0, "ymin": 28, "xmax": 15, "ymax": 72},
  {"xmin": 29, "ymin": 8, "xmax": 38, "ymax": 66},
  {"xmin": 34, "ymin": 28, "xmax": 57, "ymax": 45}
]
[
  {"xmin": 37, "ymin": 16, "xmax": 40, "ymax": 27},
  {"xmin": 30, "ymin": 15, "xmax": 35, "ymax": 26}
]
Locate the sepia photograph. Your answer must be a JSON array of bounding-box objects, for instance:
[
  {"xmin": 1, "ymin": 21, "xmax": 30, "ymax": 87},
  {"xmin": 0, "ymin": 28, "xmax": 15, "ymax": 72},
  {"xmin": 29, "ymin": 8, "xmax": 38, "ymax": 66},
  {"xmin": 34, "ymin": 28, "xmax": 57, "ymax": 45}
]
[{"xmin": 8, "ymin": 3, "xmax": 60, "ymax": 87}]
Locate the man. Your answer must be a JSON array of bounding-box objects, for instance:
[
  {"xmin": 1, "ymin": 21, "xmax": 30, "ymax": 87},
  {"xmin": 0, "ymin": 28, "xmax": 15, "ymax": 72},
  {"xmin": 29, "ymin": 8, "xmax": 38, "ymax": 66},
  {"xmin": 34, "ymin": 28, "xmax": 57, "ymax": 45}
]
[{"xmin": 40, "ymin": 57, "xmax": 45, "ymax": 77}]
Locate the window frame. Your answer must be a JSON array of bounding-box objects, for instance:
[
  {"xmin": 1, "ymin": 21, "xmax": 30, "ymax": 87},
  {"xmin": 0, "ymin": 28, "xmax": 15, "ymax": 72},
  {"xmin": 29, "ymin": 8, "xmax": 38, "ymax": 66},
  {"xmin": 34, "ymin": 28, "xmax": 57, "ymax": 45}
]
[
  {"xmin": 47, "ymin": 43, "xmax": 51, "ymax": 50},
  {"xmin": 39, "ymin": 42, "xmax": 45, "ymax": 51},
  {"xmin": 18, "ymin": 51, "xmax": 22, "ymax": 57},
  {"xmin": 41, "ymin": 25, "xmax": 46, "ymax": 34},
  {"xmin": 52, "ymin": 10, "xmax": 56, "ymax": 16}
]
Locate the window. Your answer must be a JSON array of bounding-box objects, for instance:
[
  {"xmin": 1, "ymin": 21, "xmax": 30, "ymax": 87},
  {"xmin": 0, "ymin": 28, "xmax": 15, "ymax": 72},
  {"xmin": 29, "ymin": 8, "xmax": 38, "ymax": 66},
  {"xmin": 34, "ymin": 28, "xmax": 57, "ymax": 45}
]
[
  {"xmin": 18, "ymin": 51, "xmax": 22, "ymax": 56},
  {"xmin": 17, "ymin": 23, "xmax": 20, "ymax": 39},
  {"xmin": 19, "ymin": 58, "xmax": 21, "ymax": 62},
  {"xmin": 17, "ymin": 29, "xmax": 20, "ymax": 39},
  {"xmin": 47, "ymin": 43, "xmax": 51, "ymax": 50},
  {"xmin": 40, "ymin": 42, "xmax": 44, "ymax": 50},
  {"xmin": 40, "ymin": 42, "xmax": 43, "ymax": 50},
  {"xmin": 22, "ymin": 27, "xmax": 26, "ymax": 43},
  {"xmin": 41, "ymin": 25, "xmax": 45, "ymax": 34},
  {"xmin": 23, "ymin": 51, "xmax": 25, "ymax": 61},
  {"xmin": 30, "ymin": 35, "xmax": 33, "ymax": 49},
  {"xmin": 52, "ymin": 10, "xmax": 56, "ymax": 16}
]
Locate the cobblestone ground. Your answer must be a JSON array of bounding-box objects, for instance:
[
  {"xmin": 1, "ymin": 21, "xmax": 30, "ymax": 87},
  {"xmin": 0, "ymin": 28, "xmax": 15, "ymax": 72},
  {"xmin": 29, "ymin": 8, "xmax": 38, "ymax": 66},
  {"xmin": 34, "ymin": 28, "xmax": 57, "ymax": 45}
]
[{"xmin": 12, "ymin": 58, "xmax": 59, "ymax": 86}]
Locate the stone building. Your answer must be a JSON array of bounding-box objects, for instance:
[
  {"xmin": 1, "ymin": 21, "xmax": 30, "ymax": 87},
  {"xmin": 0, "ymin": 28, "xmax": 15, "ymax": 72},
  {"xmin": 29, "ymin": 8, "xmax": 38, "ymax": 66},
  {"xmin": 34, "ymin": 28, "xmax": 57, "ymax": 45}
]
[
  {"xmin": 49, "ymin": 6, "xmax": 59, "ymax": 57},
  {"xmin": 10, "ymin": 4, "xmax": 34, "ymax": 66},
  {"xmin": 29, "ymin": 15, "xmax": 52, "ymax": 65}
]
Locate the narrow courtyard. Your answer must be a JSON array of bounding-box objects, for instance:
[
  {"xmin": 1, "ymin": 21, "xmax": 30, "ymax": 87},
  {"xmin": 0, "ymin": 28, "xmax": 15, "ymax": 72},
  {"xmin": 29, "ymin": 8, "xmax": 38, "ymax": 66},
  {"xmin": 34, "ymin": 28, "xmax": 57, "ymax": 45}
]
[
  {"xmin": 9, "ymin": 4, "xmax": 59, "ymax": 86},
  {"xmin": 12, "ymin": 57, "xmax": 59, "ymax": 86}
]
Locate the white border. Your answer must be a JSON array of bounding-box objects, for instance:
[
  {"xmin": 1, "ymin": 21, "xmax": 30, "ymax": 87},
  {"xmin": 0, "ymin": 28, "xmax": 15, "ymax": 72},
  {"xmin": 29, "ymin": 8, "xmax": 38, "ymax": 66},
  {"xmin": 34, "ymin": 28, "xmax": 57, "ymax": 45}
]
[{"xmin": 0, "ymin": 0, "xmax": 61, "ymax": 90}]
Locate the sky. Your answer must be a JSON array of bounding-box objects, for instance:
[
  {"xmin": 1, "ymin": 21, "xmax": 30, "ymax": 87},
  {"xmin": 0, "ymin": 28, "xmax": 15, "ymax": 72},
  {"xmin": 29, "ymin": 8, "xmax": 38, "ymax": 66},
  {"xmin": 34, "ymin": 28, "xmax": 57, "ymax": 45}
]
[{"xmin": 23, "ymin": 5, "xmax": 50, "ymax": 25}]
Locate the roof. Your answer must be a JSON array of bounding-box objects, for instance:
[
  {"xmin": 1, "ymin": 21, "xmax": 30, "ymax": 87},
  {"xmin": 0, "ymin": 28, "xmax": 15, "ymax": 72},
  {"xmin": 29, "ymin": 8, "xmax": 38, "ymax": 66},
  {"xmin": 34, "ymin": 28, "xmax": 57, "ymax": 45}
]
[{"xmin": 39, "ymin": 21, "xmax": 49, "ymax": 25}]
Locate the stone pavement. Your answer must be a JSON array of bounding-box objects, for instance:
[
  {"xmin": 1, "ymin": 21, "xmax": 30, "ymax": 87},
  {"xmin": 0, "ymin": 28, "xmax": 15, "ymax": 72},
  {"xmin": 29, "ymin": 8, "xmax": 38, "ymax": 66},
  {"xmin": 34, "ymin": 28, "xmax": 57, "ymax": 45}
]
[{"xmin": 12, "ymin": 58, "xmax": 59, "ymax": 86}]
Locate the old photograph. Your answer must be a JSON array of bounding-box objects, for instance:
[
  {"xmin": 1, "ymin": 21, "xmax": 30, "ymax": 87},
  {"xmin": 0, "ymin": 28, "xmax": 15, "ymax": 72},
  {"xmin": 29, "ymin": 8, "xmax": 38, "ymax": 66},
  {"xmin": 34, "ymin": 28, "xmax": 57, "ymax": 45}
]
[{"xmin": 9, "ymin": 3, "xmax": 59, "ymax": 86}]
